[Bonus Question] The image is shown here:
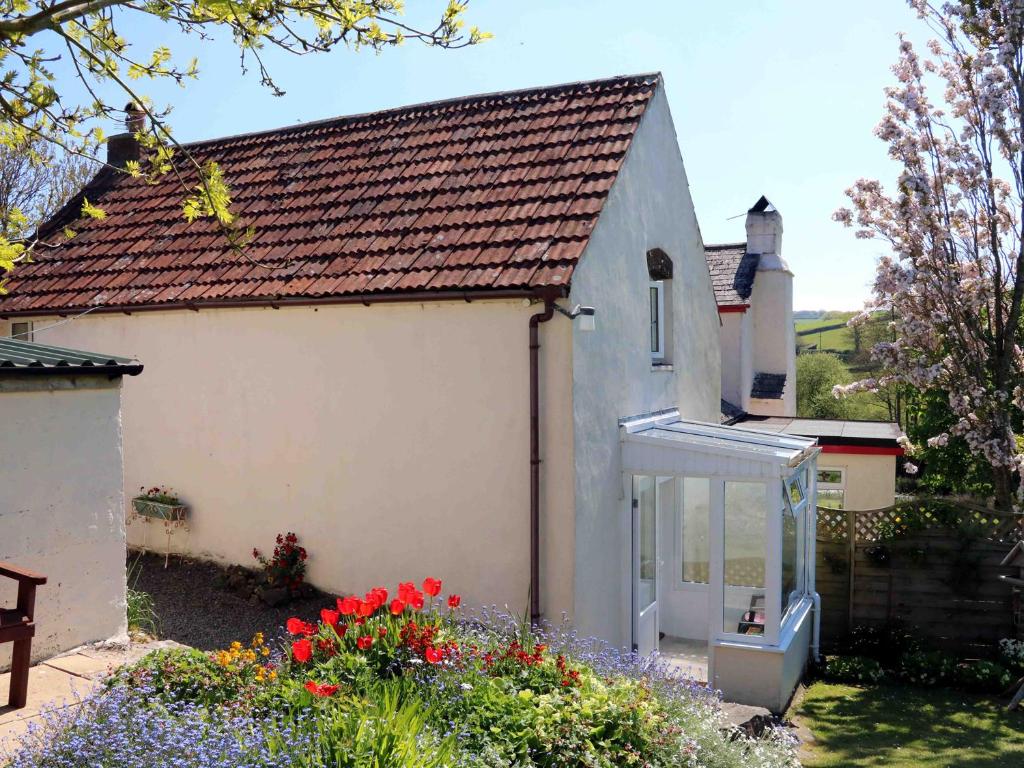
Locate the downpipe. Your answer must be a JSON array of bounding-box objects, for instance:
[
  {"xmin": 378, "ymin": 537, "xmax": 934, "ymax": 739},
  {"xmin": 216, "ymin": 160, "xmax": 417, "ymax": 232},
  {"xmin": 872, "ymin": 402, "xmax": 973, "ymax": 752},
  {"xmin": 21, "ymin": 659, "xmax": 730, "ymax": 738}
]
[{"xmin": 528, "ymin": 297, "xmax": 556, "ymax": 626}]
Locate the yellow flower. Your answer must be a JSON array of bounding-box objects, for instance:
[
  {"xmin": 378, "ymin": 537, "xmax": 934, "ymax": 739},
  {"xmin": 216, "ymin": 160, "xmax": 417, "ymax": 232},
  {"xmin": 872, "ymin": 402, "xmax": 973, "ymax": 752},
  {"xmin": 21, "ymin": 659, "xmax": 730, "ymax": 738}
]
[{"xmin": 261, "ymin": 647, "xmax": 270, "ymax": 657}]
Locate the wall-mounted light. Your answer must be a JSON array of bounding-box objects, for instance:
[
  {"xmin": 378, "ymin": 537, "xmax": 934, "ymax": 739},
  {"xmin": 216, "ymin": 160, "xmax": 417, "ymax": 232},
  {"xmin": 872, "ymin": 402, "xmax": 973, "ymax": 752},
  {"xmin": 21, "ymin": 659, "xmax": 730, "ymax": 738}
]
[{"xmin": 554, "ymin": 303, "xmax": 597, "ymax": 332}]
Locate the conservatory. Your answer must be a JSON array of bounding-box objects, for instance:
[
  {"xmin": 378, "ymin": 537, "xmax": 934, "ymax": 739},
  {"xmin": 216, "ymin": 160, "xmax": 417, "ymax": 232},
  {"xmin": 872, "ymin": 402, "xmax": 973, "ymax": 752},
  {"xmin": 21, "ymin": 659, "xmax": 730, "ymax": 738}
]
[{"xmin": 620, "ymin": 410, "xmax": 821, "ymax": 711}]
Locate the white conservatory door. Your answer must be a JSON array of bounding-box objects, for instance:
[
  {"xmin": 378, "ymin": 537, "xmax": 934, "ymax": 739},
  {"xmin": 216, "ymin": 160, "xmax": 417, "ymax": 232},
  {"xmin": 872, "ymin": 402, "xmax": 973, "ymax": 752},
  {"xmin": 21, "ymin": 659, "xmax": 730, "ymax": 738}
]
[{"xmin": 632, "ymin": 475, "xmax": 659, "ymax": 656}]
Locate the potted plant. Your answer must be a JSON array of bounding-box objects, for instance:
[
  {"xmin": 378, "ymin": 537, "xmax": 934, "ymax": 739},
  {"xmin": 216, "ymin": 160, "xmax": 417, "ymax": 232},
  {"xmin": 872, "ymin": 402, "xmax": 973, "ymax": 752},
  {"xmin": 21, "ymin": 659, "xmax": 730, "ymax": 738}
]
[
  {"xmin": 132, "ymin": 486, "xmax": 188, "ymax": 522},
  {"xmin": 131, "ymin": 486, "xmax": 189, "ymax": 567}
]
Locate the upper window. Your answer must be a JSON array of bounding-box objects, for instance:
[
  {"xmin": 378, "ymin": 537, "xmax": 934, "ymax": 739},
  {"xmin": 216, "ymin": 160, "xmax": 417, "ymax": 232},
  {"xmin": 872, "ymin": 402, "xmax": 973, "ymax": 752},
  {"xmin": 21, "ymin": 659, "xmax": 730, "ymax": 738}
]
[
  {"xmin": 646, "ymin": 248, "xmax": 673, "ymax": 364},
  {"xmin": 650, "ymin": 281, "xmax": 665, "ymax": 359},
  {"xmin": 10, "ymin": 321, "xmax": 32, "ymax": 342}
]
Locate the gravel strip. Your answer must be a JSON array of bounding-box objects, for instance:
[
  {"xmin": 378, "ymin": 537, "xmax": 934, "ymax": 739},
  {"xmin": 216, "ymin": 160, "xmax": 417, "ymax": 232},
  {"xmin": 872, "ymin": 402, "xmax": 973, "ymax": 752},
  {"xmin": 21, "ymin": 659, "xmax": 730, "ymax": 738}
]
[{"xmin": 130, "ymin": 552, "xmax": 338, "ymax": 651}]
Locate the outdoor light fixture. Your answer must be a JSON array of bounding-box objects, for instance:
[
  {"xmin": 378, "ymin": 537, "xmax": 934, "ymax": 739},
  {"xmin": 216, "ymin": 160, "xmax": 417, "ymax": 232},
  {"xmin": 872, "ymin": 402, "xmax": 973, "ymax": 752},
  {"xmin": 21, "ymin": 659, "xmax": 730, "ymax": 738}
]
[{"xmin": 554, "ymin": 303, "xmax": 597, "ymax": 332}]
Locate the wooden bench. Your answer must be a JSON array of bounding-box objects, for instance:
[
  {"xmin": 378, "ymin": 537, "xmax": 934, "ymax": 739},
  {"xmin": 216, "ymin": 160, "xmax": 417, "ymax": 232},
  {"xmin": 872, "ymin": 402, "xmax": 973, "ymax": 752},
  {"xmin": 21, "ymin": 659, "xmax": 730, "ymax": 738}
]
[{"xmin": 0, "ymin": 562, "xmax": 46, "ymax": 709}]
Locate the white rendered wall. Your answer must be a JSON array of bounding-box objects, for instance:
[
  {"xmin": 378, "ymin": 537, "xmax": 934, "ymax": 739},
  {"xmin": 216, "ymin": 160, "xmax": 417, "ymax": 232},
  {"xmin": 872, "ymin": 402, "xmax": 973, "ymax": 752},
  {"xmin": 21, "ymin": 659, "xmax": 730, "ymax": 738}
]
[
  {"xmin": 818, "ymin": 452, "xmax": 897, "ymax": 511},
  {"xmin": 568, "ymin": 82, "xmax": 721, "ymax": 648},
  {"xmin": 0, "ymin": 378, "xmax": 127, "ymax": 668},
  {"xmin": 21, "ymin": 300, "xmax": 576, "ymax": 621},
  {"xmin": 719, "ymin": 311, "xmax": 753, "ymax": 412}
]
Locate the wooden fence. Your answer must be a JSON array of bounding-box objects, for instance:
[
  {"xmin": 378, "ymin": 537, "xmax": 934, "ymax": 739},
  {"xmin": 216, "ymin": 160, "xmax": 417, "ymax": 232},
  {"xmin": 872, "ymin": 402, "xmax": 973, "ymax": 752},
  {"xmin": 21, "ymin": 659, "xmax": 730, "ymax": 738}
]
[{"xmin": 815, "ymin": 499, "xmax": 1022, "ymax": 656}]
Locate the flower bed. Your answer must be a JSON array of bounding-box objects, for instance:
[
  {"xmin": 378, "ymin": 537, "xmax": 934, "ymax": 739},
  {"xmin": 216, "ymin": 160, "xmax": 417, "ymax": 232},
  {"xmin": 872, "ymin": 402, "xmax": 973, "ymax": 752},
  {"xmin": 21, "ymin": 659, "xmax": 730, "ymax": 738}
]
[{"xmin": 4, "ymin": 578, "xmax": 801, "ymax": 768}]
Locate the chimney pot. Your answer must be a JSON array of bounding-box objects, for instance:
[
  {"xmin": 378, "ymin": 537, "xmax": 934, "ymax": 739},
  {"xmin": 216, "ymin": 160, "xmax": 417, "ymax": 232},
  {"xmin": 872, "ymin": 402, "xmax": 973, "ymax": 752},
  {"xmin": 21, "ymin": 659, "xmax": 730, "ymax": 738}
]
[{"xmin": 107, "ymin": 103, "xmax": 144, "ymax": 169}]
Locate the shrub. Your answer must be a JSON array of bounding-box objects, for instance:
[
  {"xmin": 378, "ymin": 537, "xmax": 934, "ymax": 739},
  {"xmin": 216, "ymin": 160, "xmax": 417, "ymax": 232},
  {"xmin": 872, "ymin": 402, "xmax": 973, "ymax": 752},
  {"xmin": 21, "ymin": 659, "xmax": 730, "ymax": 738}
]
[
  {"xmin": 0, "ymin": 685, "xmax": 303, "ymax": 768},
  {"xmin": 999, "ymin": 638, "xmax": 1024, "ymax": 673},
  {"xmin": 110, "ymin": 636, "xmax": 279, "ymax": 711},
  {"xmin": 824, "ymin": 655, "xmax": 886, "ymax": 685},
  {"xmin": 41, "ymin": 577, "xmax": 800, "ymax": 768},
  {"xmin": 953, "ymin": 660, "xmax": 1013, "ymax": 693},
  {"xmin": 252, "ymin": 532, "xmax": 308, "ymax": 594},
  {"xmin": 839, "ymin": 624, "xmax": 920, "ymax": 668},
  {"xmin": 897, "ymin": 649, "xmax": 958, "ymax": 686}
]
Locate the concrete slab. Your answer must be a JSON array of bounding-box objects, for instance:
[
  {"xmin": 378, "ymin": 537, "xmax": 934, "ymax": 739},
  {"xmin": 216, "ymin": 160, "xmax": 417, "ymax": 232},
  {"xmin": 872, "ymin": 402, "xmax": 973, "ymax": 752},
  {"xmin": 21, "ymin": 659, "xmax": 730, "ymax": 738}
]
[
  {"xmin": 41, "ymin": 652, "xmax": 118, "ymax": 680},
  {"xmin": 0, "ymin": 664, "xmax": 97, "ymax": 725}
]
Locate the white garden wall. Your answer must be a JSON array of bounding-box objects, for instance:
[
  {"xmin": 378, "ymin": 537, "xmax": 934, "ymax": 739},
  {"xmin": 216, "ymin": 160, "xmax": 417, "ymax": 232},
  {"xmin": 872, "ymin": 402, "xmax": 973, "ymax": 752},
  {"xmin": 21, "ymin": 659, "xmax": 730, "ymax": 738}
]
[{"xmin": 0, "ymin": 377, "xmax": 127, "ymax": 669}]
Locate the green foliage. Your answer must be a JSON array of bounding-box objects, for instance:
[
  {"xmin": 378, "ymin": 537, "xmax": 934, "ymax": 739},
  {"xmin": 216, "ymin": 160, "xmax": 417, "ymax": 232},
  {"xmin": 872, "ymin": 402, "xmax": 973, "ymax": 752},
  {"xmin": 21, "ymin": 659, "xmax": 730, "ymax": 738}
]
[
  {"xmin": 110, "ymin": 646, "xmax": 281, "ymax": 710},
  {"xmin": 823, "ymin": 656, "xmax": 887, "ymax": 685},
  {"xmin": 953, "ymin": 660, "xmax": 1013, "ymax": 693},
  {"xmin": 271, "ymin": 688, "xmax": 456, "ymax": 768},
  {"xmin": 896, "ymin": 649, "xmax": 958, "ymax": 686},
  {"xmin": 126, "ymin": 555, "xmax": 159, "ymax": 637},
  {"xmin": 796, "ymin": 353, "xmax": 853, "ymax": 418},
  {"xmin": 904, "ymin": 389, "xmax": 994, "ymax": 496}
]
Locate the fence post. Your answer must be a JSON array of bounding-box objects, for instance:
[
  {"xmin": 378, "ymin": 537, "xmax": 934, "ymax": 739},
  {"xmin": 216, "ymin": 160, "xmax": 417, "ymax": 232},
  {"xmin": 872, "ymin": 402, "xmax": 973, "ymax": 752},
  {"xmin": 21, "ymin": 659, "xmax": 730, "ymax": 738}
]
[{"xmin": 847, "ymin": 509, "xmax": 856, "ymax": 632}]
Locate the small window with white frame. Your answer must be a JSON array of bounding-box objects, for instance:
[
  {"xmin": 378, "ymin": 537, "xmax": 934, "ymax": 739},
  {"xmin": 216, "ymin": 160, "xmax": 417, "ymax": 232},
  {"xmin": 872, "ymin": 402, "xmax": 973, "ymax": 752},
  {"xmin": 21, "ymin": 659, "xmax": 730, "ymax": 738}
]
[
  {"xmin": 646, "ymin": 247, "xmax": 673, "ymax": 365},
  {"xmin": 10, "ymin": 320, "xmax": 32, "ymax": 342},
  {"xmin": 816, "ymin": 467, "xmax": 845, "ymax": 510},
  {"xmin": 650, "ymin": 281, "xmax": 665, "ymax": 360}
]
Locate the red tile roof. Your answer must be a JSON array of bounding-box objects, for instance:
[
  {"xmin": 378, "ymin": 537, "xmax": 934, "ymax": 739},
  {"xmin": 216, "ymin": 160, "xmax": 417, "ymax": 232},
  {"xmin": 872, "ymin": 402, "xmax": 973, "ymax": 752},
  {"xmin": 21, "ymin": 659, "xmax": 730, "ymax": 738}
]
[{"xmin": 0, "ymin": 74, "xmax": 660, "ymax": 315}]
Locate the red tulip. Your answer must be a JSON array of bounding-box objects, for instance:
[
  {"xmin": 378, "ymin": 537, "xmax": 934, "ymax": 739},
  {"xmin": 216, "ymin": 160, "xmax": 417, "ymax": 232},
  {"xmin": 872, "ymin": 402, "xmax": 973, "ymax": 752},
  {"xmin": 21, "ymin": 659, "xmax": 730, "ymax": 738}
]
[
  {"xmin": 409, "ymin": 591, "xmax": 425, "ymax": 611},
  {"xmin": 337, "ymin": 596, "xmax": 359, "ymax": 616},
  {"xmin": 390, "ymin": 598, "xmax": 406, "ymax": 615},
  {"xmin": 320, "ymin": 608, "xmax": 340, "ymax": 628},
  {"xmin": 397, "ymin": 581, "xmax": 416, "ymax": 602},
  {"xmin": 425, "ymin": 647, "xmax": 443, "ymax": 664},
  {"xmin": 447, "ymin": 594, "xmax": 461, "ymax": 609},
  {"xmin": 304, "ymin": 680, "xmax": 339, "ymax": 697},
  {"xmin": 357, "ymin": 635, "xmax": 373, "ymax": 651},
  {"xmin": 378, "ymin": 626, "xmax": 388, "ymax": 637},
  {"xmin": 422, "ymin": 578, "xmax": 442, "ymax": 597},
  {"xmin": 291, "ymin": 639, "xmax": 313, "ymax": 663},
  {"xmin": 357, "ymin": 600, "xmax": 375, "ymax": 618},
  {"xmin": 286, "ymin": 617, "xmax": 315, "ymax": 636}
]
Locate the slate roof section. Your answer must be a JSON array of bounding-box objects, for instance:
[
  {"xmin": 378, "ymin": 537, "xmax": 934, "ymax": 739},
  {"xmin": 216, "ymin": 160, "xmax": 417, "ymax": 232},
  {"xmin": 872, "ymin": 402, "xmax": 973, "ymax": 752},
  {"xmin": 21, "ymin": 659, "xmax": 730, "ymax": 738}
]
[
  {"xmin": 0, "ymin": 338, "xmax": 142, "ymax": 376},
  {"xmin": 720, "ymin": 399, "xmax": 745, "ymax": 424},
  {"xmin": 704, "ymin": 243, "xmax": 758, "ymax": 307},
  {"xmin": 0, "ymin": 74, "xmax": 660, "ymax": 315},
  {"xmin": 751, "ymin": 372, "xmax": 786, "ymax": 399}
]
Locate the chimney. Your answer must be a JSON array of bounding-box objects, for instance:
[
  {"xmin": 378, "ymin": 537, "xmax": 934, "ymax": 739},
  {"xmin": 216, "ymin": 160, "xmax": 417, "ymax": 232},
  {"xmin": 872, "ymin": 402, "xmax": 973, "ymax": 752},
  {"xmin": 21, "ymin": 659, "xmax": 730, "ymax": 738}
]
[
  {"xmin": 106, "ymin": 102, "xmax": 144, "ymax": 168},
  {"xmin": 746, "ymin": 196, "xmax": 797, "ymax": 417}
]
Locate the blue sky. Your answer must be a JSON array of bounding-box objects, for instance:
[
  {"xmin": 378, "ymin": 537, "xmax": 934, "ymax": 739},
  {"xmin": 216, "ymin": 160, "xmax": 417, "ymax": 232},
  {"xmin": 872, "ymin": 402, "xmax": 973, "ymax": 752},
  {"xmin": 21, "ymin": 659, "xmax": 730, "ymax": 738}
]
[{"xmin": 88, "ymin": 0, "xmax": 928, "ymax": 310}]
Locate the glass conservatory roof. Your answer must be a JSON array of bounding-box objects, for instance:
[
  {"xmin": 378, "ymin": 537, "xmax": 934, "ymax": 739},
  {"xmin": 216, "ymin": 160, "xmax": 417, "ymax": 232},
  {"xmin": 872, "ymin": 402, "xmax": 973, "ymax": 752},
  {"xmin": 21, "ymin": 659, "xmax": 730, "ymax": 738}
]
[{"xmin": 621, "ymin": 410, "xmax": 819, "ymax": 470}]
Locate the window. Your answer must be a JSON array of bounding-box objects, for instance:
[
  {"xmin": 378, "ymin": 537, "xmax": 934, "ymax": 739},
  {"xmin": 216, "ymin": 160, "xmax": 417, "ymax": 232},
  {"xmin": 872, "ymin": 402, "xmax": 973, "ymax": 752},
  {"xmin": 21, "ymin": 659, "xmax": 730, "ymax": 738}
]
[
  {"xmin": 650, "ymin": 281, "xmax": 665, "ymax": 359},
  {"xmin": 10, "ymin": 321, "xmax": 32, "ymax": 341},
  {"xmin": 817, "ymin": 467, "xmax": 845, "ymax": 510},
  {"xmin": 782, "ymin": 472, "xmax": 809, "ymax": 619},
  {"xmin": 646, "ymin": 247, "xmax": 673, "ymax": 364},
  {"xmin": 723, "ymin": 481, "xmax": 767, "ymax": 635},
  {"xmin": 680, "ymin": 477, "xmax": 710, "ymax": 584}
]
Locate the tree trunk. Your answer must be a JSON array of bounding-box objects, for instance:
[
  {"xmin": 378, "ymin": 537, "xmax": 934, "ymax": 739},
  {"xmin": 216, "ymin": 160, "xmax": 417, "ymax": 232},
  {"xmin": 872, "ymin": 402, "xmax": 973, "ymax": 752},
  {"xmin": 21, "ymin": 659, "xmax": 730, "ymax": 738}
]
[{"xmin": 993, "ymin": 467, "xmax": 1015, "ymax": 512}]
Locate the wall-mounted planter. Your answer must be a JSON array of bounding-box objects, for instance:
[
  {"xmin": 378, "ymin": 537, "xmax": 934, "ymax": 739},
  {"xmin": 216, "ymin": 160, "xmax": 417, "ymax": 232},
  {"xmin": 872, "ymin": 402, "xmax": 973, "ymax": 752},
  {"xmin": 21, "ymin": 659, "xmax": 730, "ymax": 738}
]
[{"xmin": 131, "ymin": 497, "xmax": 188, "ymax": 522}]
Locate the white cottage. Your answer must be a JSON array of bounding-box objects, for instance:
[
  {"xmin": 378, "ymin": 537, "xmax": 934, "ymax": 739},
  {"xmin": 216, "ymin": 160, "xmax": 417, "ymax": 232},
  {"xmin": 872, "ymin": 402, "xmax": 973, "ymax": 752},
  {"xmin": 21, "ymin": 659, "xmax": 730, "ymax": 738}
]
[{"xmin": 0, "ymin": 74, "xmax": 819, "ymax": 709}]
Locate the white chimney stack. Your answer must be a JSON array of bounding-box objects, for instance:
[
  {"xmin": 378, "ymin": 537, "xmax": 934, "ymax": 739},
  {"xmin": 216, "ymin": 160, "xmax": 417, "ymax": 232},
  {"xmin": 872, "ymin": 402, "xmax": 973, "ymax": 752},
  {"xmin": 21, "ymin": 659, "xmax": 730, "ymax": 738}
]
[{"xmin": 746, "ymin": 196, "xmax": 796, "ymax": 417}]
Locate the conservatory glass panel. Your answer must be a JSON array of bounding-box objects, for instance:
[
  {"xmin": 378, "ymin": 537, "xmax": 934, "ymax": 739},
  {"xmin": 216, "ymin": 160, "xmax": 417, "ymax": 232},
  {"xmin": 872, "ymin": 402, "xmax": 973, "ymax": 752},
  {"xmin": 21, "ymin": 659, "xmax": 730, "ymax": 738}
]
[
  {"xmin": 680, "ymin": 477, "xmax": 710, "ymax": 584},
  {"xmin": 723, "ymin": 481, "xmax": 767, "ymax": 636},
  {"xmin": 781, "ymin": 507, "xmax": 803, "ymax": 617}
]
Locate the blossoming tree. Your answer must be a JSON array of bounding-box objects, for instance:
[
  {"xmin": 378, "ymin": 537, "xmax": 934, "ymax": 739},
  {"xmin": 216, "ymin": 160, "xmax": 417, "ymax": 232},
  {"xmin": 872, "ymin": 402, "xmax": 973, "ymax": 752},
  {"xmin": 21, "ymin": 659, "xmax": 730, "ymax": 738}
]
[
  {"xmin": 0, "ymin": 0, "xmax": 486, "ymax": 286},
  {"xmin": 835, "ymin": 0, "xmax": 1024, "ymax": 509}
]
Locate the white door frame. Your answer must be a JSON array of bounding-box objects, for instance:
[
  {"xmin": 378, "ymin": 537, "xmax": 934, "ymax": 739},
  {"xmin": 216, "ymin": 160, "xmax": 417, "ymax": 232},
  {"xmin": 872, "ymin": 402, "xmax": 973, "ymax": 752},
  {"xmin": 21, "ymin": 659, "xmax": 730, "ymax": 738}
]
[{"xmin": 630, "ymin": 474, "xmax": 659, "ymax": 656}]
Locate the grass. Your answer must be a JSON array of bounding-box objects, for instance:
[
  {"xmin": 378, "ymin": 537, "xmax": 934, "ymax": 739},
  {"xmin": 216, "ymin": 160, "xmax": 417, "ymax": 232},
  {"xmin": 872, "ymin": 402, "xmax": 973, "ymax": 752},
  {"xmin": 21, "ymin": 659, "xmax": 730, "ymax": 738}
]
[
  {"xmin": 792, "ymin": 681, "xmax": 1024, "ymax": 768},
  {"xmin": 126, "ymin": 554, "xmax": 159, "ymax": 637},
  {"xmin": 795, "ymin": 315, "xmax": 857, "ymax": 353}
]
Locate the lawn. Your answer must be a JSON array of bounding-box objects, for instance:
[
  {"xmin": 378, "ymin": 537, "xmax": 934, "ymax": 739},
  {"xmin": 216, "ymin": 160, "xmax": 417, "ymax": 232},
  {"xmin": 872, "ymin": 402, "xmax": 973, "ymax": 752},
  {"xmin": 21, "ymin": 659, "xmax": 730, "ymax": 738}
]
[
  {"xmin": 792, "ymin": 681, "xmax": 1024, "ymax": 768},
  {"xmin": 795, "ymin": 316, "xmax": 856, "ymax": 353}
]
